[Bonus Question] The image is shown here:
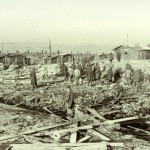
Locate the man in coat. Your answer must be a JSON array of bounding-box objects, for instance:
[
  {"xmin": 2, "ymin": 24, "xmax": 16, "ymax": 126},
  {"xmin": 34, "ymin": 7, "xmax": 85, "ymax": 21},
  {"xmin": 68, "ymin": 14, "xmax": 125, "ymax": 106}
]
[
  {"xmin": 86, "ymin": 63, "xmax": 93, "ymax": 86},
  {"xmin": 95, "ymin": 63, "xmax": 101, "ymax": 81},
  {"xmin": 107, "ymin": 66, "xmax": 113, "ymax": 83},
  {"xmin": 30, "ymin": 68, "xmax": 37, "ymax": 89}
]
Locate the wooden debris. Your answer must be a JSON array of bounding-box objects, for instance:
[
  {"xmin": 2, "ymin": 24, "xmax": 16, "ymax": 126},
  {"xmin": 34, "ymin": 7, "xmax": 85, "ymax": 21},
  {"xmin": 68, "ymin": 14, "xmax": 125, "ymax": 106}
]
[
  {"xmin": 50, "ymin": 125, "xmax": 93, "ymax": 135},
  {"xmin": 77, "ymin": 135, "xmax": 91, "ymax": 143},
  {"xmin": 88, "ymin": 129, "xmax": 111, "ymax": 141},
  {"xmin": 104, "ymin": 116, "xmax": 140, "ymax": 124},
  {"xmin": 0, "ymin": 122, "xmax": 72, "ymax": 141},
  {"xmin": 127, "ymin": 126, "xmax": 150, "ymax": 135},
  {"xmin": 70, "ymin": 123, "xmax": 78, "ymax": 144},
  {"xmin": 100, "ymin": 110, "xmax": 120, "ymax": 116},
  {"xmin": 15, "ymin": 97, "xmax": 35, "ymax": 107},
  {"xmin": 86, "ymin": 107, "xmax": 106, "ymax": 121},
  {"xmin": 11, "ymin": 142, "xmax": 125, "ymax": 150}
]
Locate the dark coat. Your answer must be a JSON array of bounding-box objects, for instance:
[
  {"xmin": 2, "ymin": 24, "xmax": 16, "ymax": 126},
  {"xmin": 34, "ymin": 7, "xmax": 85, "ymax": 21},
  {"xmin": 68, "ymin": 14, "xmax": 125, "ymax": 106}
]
[
  {"xmin": 60, "ymin": 63, "xmax": 68, "ymax": 76},
  {"xmin": 109, "ymin": 53, "xmax": 113, "ymax": 61},
  {"xmin": 107, "ymin": 67, "xmax": 113, "ymax": 81},
  {"xmin": 71, "ymin": 63, "xmax": 76, "ymax": 70},
  {"xmin": 30, "ymin": 70, "xmax": 37, "ymax": 87},
  {"xmin": 95, "ymin": 66, "xmax": 101, "ymax": 80},
  {"xmin": 86, "ymin": 65, "xmax": 93, "ymax": 82},
  {"xmin": 114, "ymin": 69, "xmax": 121, "ymax": 83}
]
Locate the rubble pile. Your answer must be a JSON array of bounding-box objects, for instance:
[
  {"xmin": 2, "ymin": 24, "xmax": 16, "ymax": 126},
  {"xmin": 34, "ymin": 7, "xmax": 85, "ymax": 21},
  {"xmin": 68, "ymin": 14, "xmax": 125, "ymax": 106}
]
[{"xmin": 0, "ymin": 61, "xmax": 150, "ymax": 149}]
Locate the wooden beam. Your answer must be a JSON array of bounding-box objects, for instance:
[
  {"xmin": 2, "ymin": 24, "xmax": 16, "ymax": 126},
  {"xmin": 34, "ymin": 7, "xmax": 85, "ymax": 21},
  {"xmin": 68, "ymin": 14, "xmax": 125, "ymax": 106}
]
[
  {"xmin": 77, "ymin": 135, "xmax": 91, "ymax": 143},
  {"xmin": 70, "ymin": 122, "xmax": 78, "ymax": 143},
  {"xmin": 104, "ymin": 116, "xmax": 139, "ymax": 124},
  {"xmin": 86, "ymin": 108, "xmax": 106, "ymax": 121},
  {"xmin": 0, "ymin": 122, "xmax": 72, "ymax": 141},
  {"xmin": 11, "ymin": 142, "xmax": 124, "ymax": 150},
  {"xmin": 46, "ymin": 125, "xmax": 93, "ymax": 135},
  {"xmin": 127, "ymin": 126, "xmax": 150, "ymax": 135},
  {"xmin": 88, "ymin": 129, "xmax": 111, "ymax": 141}
]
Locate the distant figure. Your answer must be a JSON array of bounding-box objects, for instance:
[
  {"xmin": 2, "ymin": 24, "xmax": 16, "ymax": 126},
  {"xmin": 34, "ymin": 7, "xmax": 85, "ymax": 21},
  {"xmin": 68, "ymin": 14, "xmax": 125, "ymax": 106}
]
[
  {"xmin": 124, "ymin": 68, "xmax": 132, "ymax": 85},
  {"xmin": 60, "ymin": 63, "xmax": 68, "ymax": 80},
  {"xmin": 133, "ymin": 69, "xmax": 141, "ymax": 86},
  {"xmin": 95, "ymin": 63, "xmax": 101, "ymax": 81},
  {"xmin": 144, "ymin": 71, "xmax": 150, "ymax": 83},
  {"xmin": 74, "ymin": 67, "xmax": 81, "ymax": 86},
  {"xmin": 109, "ymin": 53, "xmax": 113, "ymax": 62},
  {"xmin": 30, "ymin": 68, "xmax": 37, "ymax": 89},
  {"xmin": 82, "ymin": 57, "xmax": 87, "ymax": 69},
  {"xmin": 76, "ymin": 63, "xmax": 83, "ymax": 76},
  {"xmin": 116, "ymin": 51, "xmax": 121, "ymax": 62},
  {"xmin": 68, "ymin": 67, "xmax": 74, "ymax": 83},
  {"xmin": 107, "ymin": 66, "xmax": 113, "ymax": 82},
  {"xmin": 92, "ymin": 63, "xmax": 97, "ymax": 81},
  {"xmin": 66, "ymin": 85, "xmax": 75, "ymax": 117},
  {"xmin": 86, "ymin": 63, "xmax": 93, "ymax": 86},
  {"xmin": 70, "ymin": 62, "xmax": 76, "ymax": 70},
  {"xmin": 114, "ymin": 68, "xmax": 121, "ymax": 83}
]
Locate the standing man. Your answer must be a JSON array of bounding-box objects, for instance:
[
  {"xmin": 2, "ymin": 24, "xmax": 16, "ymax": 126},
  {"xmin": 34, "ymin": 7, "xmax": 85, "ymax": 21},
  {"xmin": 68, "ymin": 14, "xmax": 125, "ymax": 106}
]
[
  {"xmin": 86, "ymin": 63, "xmax": 93, "ymax": 86},
  {"xmin": 109, "ymin": 53, "xmax": 113, "ymax": 63},
  {"xmin": 95, "ymin": 63, "xmax": 101, "ymax": 81},
  {"xmin": 92, "ymin": 63, "xmax": 97, "ymax": 81},
  {"xmin": 107, "ymin": 66, "xmax": 113, "ymax": 83},
  {"xmin": 74, "ymin": 67, "xmax": 81, "ymax": 86},
  {"xmin": 71, "ymin": 62, "xmax": 76, "ymax": 70},
  {"xmin": 30, "ymin": 67, "xmax": 37, "ymax": 89},
  {"xmin": 68, "ymin": 66, "xmax": 74, "ymax": 83},
  {"xmin": 65, "ymin": 85, "xmax": 75, "ymax": 118}
]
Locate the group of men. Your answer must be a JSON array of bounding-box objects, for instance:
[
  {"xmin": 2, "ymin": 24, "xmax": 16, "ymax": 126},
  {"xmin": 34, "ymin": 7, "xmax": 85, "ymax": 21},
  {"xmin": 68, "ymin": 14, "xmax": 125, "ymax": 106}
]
[
  {"xmin": 29, "ymin": 59, "xmax": 150, "ymax": 118},
  {"xmin": 60, "ymin": 61, "xmax": 101, "ymax": 86}
]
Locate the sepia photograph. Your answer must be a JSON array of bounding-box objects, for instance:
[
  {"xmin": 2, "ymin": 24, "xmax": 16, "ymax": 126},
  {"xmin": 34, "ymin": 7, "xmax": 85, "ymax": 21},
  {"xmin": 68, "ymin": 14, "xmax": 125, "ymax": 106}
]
[{"xmin": 0, "ymin": 0, "xmax": 150, "ymax": 149}]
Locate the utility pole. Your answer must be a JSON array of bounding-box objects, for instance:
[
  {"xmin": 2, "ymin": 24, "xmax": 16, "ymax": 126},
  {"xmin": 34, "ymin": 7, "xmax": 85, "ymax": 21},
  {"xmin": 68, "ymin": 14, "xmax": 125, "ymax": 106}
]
[{"xmin": 49, "ymin": 39, "xmax": 52, "ymax": 56}]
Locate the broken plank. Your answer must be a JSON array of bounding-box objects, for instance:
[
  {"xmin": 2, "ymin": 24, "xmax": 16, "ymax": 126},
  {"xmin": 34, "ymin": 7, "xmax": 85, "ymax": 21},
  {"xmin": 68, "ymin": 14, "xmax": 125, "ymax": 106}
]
[
  {"xmin": 49, "ymin": 125, "xmax": 92, "ymax": 135},
  {"xmin": 100, "ymin": 110, "xmax": 120, "ymax": 116},
  {"xmin": 15, "ymin": 97, "xmax": 35, "ymax": 107},
  {"xmin": 127, "ymin": 126, "xmax": 150, "ymax": 135},
  {"xmin": 11, "ymin": 142, "xmax": 124, "ymax": 150},
  {"xmin": 70, "ymin": 122, "xmax": 78, "ymax": 144},
  {"xmin": 88, "ymin": 129, "xmax": 111, "ymax": 141},
  {"xmin": 0, "ymin": 122, "xmax": 72, "ymax": 141},
  {"xmin": 86, "ymin": 107, "xmax": 106, "ymax": 121},
  {"xmin": 11, "ymin": 144, "xmax": 107, "ymax": 150},
  {"xmin": 105, "ymin": 116, "xmax": 139, "ymax": 124},
  {"xmin": 77, "ymin": 135, "xmax": 91, "ymax": 143}
]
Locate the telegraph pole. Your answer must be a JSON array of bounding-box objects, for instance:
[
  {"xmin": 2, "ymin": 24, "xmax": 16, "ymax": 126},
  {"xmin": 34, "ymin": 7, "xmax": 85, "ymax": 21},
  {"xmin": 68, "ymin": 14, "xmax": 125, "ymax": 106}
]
[{"xmin": 49, "ymin": 39, "xmax": 52, "ymax": 56}]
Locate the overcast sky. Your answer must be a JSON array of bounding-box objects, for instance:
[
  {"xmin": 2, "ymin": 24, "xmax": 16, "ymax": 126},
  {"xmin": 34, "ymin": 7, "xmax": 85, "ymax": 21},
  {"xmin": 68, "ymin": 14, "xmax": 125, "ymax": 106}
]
[{"xmin": 0, "ymin": 0, "xmax": 150, "ymax": 46}]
